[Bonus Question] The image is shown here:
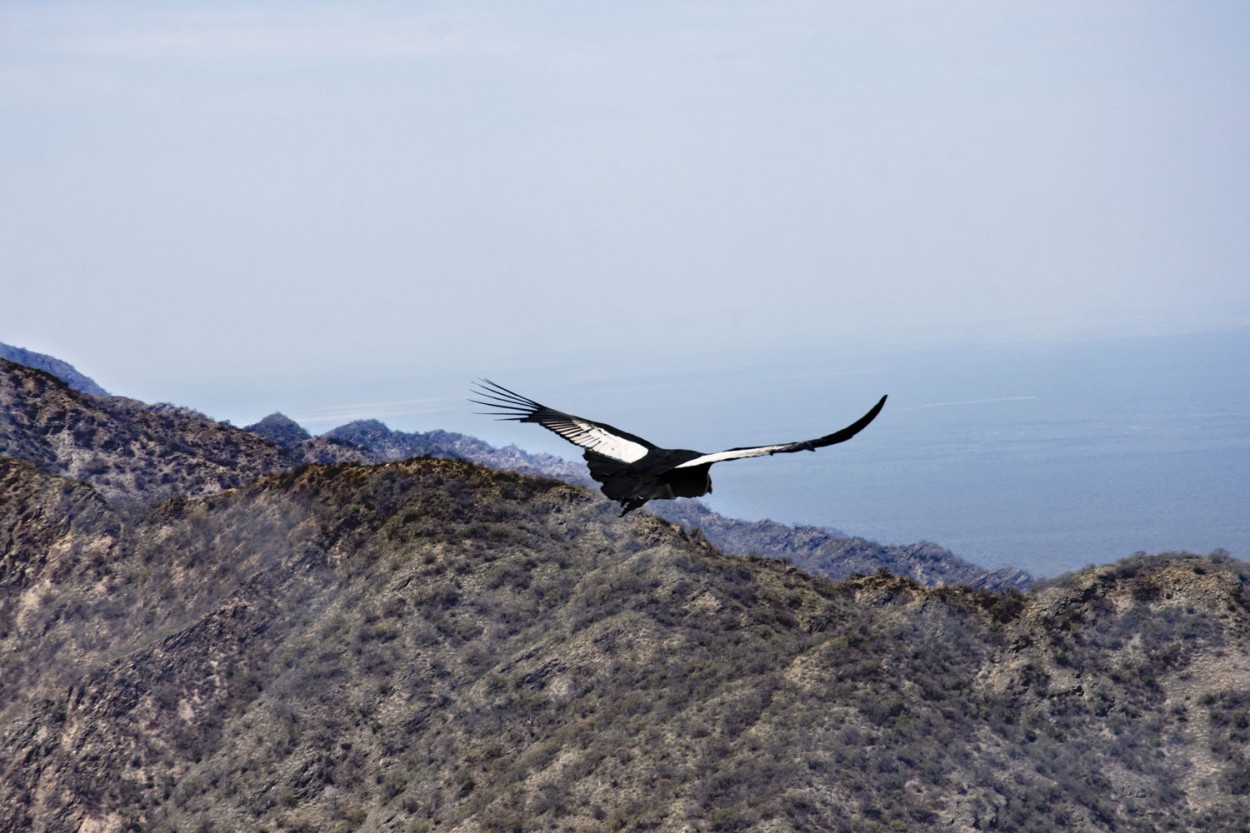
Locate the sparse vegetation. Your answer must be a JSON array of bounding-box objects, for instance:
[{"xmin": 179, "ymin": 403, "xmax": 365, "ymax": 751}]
[
  {"xmin": 3, "ymin": 355, "xmax": 1250, "ymax": 831},
  {"xmin": 2, "ymin": 451, "xmax": 1249, "ymax": 831}
]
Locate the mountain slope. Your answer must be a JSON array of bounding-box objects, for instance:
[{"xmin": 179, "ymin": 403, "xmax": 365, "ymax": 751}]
[
  {"xmin": 0, "ymin": 341, "xmax": 109, "ymax": 396},
  {"xmin": 0, "ymin": 359, "xmax": 371, "ymax": 502},
  {"xmin": 1, "ymin": 454, "xmax": 1246, "ymax": 832}
]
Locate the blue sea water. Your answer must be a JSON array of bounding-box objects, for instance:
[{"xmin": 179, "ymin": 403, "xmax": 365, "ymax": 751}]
[{"xmin": 513, "ymin": 329, "xmax": 1249, "ymax": 577}]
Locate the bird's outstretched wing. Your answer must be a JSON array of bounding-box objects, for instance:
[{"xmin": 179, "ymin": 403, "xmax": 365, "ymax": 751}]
[
  {"xmin": 470, "ymin": 379, "xmax": 656, "ymax": 464},
  {"xmin": 673, "ymin": 394, "xmax": 887, "ymax": 469}
]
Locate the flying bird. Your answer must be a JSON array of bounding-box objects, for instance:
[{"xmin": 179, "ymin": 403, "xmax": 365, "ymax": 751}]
[{"xmin": 471, "ymin": 380, "xmax": 887, "ymax": 516}]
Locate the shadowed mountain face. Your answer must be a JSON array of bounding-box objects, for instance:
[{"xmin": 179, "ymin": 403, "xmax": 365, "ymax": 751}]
[{"xmin": 1, "ymin": 454, "xmax": 1247, "ymax": 832}]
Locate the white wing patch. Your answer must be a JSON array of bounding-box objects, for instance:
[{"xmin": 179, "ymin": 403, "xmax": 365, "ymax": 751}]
[
  {"xmin": 471, "ymin": 380, "xmax": 654, "ymax": 464},
  {"xmin": 673, "ymin": 444, "xmax": 792, "ymax": 468},
  {"xmin": 544, "ymin": 416, "xmax": 650, "ymax": 463}
]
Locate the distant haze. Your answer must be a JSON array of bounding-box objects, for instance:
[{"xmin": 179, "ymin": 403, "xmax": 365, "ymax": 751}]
[{"xmin": 4, "ymin": 2, "xmax": 1249, "ymax": 404}]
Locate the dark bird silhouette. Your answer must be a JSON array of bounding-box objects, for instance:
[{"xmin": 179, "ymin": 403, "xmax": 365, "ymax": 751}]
[{"xmin": 471, "ymin": 380, "xmax": 887, "ymax": 516}]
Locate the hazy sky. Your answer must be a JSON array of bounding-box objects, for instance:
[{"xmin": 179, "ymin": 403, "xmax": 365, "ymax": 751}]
[{"xmin": 3, "ymin": 1, "xmax": 1249, "ymax": 430}]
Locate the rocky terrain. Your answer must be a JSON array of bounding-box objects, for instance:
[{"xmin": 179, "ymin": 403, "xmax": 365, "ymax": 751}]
[
  {"xmin": 1, "ymin": 450, "xmax": 1247, "ymax": 832},
  {"xmin": 0, "ymin": 358, "xmax": 375, "ymax": 504}
]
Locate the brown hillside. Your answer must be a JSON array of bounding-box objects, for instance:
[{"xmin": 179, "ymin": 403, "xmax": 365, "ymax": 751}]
[{"xmin": 1, "ymin": 455, "xmax": 1246, "ymax": 832}]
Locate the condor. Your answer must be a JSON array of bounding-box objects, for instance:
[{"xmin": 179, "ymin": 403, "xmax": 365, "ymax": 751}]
[{"xmin": 471, "ymin": 380, "xmax": 886, "ymax": 516}]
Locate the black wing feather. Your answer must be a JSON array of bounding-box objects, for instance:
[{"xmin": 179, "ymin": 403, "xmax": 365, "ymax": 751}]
[{"xmin": 673, "ymin": 394, "xmax": 887, "ymax": 468}]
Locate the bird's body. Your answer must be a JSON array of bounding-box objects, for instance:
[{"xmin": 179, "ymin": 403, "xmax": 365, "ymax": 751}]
[{"xmin": 471, "ymin": 380, "xmax": 887, "ymax": 516}]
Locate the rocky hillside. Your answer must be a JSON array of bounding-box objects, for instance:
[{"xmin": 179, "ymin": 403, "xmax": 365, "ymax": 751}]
[
  {"xmin": 0, "ymin": 359, "xmax": 369, "ymax": 502},
  {"xmin": 1, "ymin": 453, "xmax": 1246, "ymax": 832}
]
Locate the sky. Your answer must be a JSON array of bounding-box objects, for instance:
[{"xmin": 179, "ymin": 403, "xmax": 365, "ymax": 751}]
[{"xmin": 3, "ymin": 0, "xmax": 1250, "ymax": 434}]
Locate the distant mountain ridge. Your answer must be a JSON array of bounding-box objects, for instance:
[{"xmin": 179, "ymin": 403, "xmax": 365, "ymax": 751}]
[
  {"xmin": 243, "ymin": 411, "xmax": 312, "ymax": 447},
  {"xmin": 280, "ymin": 412, "xmax": 1029, "ymax": 589},
  {"xmin": 653, "ymin": 500, "xmax": 1032, "ymax": 590},
  {"xmin": 0, "ymin": 341, "xmax": 109, "ymax": 395},
  {"xmin": 0, "ymin": 352, "xmax": 1026, "ymax": 589},
  {"xmin": 321, "ymin": 418, "xmax": 590, "ymax": 483}
]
